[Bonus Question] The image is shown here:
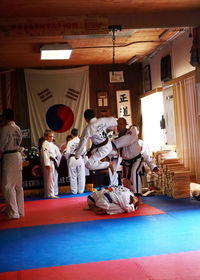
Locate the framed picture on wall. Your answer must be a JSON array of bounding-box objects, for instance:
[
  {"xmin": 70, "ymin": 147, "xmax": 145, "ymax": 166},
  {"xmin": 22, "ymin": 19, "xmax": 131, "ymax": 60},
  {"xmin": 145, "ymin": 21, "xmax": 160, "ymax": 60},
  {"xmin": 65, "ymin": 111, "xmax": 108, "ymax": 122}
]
[
  {"xmin": 97, "ymin": 91, "xmax": 108, "ymax": 107},
  {"xmin": 109, "ymin": 71, "xmax": 124, "ymax": 83},
  {"xmin": 143, "ymin": 64, "xmax": 152, "ymax": 92}
]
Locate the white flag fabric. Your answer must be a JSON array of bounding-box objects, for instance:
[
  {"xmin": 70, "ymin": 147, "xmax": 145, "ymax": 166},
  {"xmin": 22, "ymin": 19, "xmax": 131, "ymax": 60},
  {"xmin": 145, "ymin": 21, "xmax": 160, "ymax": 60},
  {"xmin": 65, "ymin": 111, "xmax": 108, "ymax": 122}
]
[
  {"xmin": 25, "ymin": 66, "xmax": 89, "ymax": 147},
  {"xmin": 0, "ymin": 70, "xmax": 15, "ymax": 115}
]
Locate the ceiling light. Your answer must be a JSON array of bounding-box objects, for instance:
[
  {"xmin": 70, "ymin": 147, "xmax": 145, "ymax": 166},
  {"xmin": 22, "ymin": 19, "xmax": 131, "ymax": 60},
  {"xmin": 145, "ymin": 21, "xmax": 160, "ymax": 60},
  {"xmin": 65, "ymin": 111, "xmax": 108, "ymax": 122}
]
[{"xmin": 40, "ymin": 43, "xmax": 72, "ymax": 60}]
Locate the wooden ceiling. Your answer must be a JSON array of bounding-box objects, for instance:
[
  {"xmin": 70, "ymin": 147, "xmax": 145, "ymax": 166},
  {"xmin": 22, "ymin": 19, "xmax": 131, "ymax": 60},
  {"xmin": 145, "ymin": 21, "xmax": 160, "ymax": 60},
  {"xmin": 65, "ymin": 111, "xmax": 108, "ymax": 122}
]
[{"xmin": 0, "ymin": 0, "xmax": 200, "ymax": 69}]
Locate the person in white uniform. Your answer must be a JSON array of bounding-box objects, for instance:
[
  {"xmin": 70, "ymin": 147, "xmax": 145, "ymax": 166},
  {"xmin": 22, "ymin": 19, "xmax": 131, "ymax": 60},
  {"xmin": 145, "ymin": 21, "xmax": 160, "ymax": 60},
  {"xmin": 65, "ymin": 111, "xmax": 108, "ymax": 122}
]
[
  {"xmin": 40, "ymin": 130, "xmax": 61, "ymax": 198},
  {"xmin": 86, "ymin": 186, "xmax": 138, "ymax": 215},
  {"xmin": 112, "ymin": 118, "xmax": 144, "ymax": 198},
  {"xmin": 112, "ymin": 118, "xmax": 160, "ymax": 204},
  {"xmin": 64, "ymin": 128, "xmax": 86, "ymax": 194},
  {"xmin": 130, "ymin": 124, "xmax": 160, "ymax": 203},
  {"xmin": 75, "ymin": 109, "xmax": 117, "ymax": 174},
  {"xmin": 0, "ymin": 108, "xmax": 24, "ymax": 219},
  {"xmin": 107, "ymin": 128, "xmax": 120, "ymax": 186}
]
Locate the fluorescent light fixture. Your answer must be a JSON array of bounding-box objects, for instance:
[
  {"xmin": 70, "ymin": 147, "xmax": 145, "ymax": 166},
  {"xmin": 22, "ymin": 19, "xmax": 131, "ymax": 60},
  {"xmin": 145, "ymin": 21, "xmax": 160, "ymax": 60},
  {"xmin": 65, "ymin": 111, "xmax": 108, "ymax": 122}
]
[{"xmin": 40, "ymin": 43, "xmax": 72, "ymax": 60}]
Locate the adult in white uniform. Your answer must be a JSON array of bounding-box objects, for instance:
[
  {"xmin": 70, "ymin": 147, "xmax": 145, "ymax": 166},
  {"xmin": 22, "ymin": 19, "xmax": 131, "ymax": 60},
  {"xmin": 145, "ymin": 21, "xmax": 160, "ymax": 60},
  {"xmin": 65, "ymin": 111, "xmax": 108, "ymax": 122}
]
[
  {"xmin": 87, "ymin": 186, "xmax": 138, "ymax": 215},
  {"xmin": 40, "ymin": 130, "xmax": 61, "ymax": 198},
  {"xmin": 64, "ymin": 128, "xmax": 86, "ymax": 194},
  {"xmin": 75, "ymin": 109, "xmax": 117, "ymax": 174},
  {"xmin": 0, "ymin": 109, "xmax": 24, "ymax": 219},
  {"xmin": 130, "ymin": 124, "xmax": 160, "ymax": 203},
  {"xmin": 107, "ymin": 129, "xmax": 119, "ymax": 186},
  {"xmin": 112, "ymin": 118, "xmax": 143, "ymax": 197}
]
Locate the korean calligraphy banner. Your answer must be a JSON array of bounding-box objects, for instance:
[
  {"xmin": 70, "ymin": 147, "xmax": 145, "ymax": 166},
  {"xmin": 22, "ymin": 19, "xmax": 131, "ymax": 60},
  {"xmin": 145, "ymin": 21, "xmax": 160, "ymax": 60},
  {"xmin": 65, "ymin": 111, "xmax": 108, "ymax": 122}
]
[
  {"xmin": 116, "ymin": 90, "xmax": 132, "ymax": 126},
  {"xmin": 25, "ymin": 66, "xmax": 89, "ymax": 147}
]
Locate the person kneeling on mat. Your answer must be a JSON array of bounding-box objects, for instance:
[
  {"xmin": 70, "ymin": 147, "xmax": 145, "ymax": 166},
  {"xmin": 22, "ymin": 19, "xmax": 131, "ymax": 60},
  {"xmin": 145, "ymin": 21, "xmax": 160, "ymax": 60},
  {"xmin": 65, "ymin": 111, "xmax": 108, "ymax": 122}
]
[{"xmin": 86, "ymin": 186, "xmax": 138, "ymax": 215}]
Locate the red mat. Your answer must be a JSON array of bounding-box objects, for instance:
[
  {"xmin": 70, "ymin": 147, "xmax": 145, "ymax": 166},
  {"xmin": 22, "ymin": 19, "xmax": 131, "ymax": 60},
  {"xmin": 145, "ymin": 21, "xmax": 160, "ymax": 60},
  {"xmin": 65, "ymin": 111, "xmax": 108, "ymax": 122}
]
[
  {"xmin": 0, "ymin": 196, "xmax": 165, "ymax": 229},
  {"xmin": 1, "ymin": 251, "xmax": 200, "ymax": 280}
]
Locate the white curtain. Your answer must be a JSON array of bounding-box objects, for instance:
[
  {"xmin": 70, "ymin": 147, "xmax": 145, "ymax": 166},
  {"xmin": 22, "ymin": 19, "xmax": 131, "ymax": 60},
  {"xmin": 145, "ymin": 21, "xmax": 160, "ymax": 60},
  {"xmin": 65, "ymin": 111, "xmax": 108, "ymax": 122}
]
[
  {"xmin": 173, "ymin": 76, "xmax": 200, "ymax": 182},
  {"xmin": 25, "ymin": 66, "xmax": 89, "ymax": 147}
]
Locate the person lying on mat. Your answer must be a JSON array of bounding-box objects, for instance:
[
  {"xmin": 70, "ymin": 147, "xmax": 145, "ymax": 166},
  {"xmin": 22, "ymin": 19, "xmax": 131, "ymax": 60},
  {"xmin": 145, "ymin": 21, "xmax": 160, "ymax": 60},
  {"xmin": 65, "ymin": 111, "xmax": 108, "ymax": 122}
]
[{"xmin": 86, "ymin": 186, "xmax": 138, "ymax": 215}]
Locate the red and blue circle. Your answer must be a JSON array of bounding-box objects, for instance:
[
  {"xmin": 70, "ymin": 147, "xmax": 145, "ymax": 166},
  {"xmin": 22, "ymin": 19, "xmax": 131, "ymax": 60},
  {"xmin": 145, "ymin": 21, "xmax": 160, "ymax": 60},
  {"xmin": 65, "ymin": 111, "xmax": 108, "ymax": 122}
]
[{"xmin": 46, "ymin": 104, "xmax": 74, "ymax": 133}]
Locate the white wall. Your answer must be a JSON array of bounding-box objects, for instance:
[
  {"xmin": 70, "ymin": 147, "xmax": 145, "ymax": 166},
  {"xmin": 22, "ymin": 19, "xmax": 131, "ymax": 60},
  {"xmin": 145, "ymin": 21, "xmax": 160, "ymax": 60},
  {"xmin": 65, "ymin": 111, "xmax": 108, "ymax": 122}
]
[
  {"xmin": 141, "ymin": 29, "xmax": 196, "ymax": 148},
  {"xmin": 143, "ymin": 29, "xmax": 195, "ymax": 89}
]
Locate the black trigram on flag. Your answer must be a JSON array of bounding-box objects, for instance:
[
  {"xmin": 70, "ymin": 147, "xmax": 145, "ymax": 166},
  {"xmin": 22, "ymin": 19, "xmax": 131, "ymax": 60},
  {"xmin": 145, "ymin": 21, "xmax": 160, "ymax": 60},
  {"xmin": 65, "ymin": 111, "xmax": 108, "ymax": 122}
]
[
  {"xmin": 38, "ymin": 88, "xmax": 52, "ymax": 102},
  {"xmin": 65, "ymin": 88, "xmax": 80, "ymax": 101}
]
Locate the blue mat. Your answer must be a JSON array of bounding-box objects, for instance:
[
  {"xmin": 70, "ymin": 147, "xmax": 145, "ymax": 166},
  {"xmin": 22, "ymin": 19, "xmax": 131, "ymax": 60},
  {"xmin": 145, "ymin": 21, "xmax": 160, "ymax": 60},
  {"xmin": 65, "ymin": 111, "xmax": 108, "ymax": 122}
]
[
  {"xmin": 143, "ymin": 195, "xmax": 200, "ymax": 212},
  {"xmin": 1, "ymin": 207, "xmax": 200, "ymax": 273}
]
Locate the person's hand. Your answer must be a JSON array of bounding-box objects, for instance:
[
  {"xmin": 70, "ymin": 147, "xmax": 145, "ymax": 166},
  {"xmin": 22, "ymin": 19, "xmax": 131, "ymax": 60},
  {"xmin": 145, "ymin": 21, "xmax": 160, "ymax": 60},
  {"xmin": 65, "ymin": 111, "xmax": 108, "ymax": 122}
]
[{"xmin": 153, "ymin": 167, "xmax": 160, "ymax": 175}]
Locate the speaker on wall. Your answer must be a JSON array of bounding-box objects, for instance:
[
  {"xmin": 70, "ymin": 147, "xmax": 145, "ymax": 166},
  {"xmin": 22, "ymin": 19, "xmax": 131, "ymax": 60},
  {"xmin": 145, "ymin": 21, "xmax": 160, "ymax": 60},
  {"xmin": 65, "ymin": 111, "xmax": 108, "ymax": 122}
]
[{"xmin": 161, "ymin": 55, "xmax": 172, "ymax": 82}]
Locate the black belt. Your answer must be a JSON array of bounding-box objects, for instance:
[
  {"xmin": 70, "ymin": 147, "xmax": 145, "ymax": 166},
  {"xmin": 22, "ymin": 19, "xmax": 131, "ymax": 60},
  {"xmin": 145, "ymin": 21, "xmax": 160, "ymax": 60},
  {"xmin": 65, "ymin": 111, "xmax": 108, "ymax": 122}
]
[
  {"xmin": 86, "ymin": 137, "xmax": 109, "ymax": 157},
  {"xmin": 88, "ymin": 195, "xmax": 95, "ymax": 202},
  {"xmin": 104, "ymin": 193, "xmax": 113, "ymax": 203},
  {"xmin": 121, "ymin": 154, "xmax": 142, "ymax": 179},
  {"xmin": 2, "ymin": 150, "xmax": 18, "ymax": 155},
  {"xmin": 93, "ymin": 137, "xmax": 109, "ymax": 148},
  {"xmin": 69, "ymin": 154, "xmax": 75, "ymax": 158}
]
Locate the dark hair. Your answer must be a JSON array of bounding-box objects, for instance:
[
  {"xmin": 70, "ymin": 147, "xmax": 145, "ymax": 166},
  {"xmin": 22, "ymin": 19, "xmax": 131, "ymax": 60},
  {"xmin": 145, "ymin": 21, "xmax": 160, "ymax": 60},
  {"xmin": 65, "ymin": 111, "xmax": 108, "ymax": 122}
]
[
  {"xmin": 84, "ymin": 109, "xmax": 95, "ymax": 120},
  {"xmin": 3, "ymin": 108, "xmax": 14, "ymax": 120},
  {"xmin": 66, "ymin": 134, "xmax": 72, "ymax": 142},
  {"xmin": 71, "ymin": 128, "xmax": 78, "ymax": 136}
]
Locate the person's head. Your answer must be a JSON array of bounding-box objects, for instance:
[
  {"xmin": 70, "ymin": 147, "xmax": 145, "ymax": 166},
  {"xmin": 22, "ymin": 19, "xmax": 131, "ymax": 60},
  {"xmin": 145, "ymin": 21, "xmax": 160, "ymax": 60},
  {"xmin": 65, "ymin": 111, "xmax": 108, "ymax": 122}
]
[
  {"xmin": 71, "ymin": 128, "xmax": 78, "ymax": 137},
  {"xmin": 66, "ymin": 134, "xmax": 72, "ymax": 142},
  {"xmin": 132, "ymin": 124, "xmax": 139, "ymax": 135},
  {"xmin": 44, "ymin": 129, "xmax": 54, "ymax": 142},
  {"xmin": 3, "ymin": 108, "xmax": 14, "ymax": 121},
  {"xmin": 84, "ymin": 109, "xmax": 95, "ymax": 123},
  {"xmin": 117, "ymin": 117, "xmax": 127, "ymax": 136}
]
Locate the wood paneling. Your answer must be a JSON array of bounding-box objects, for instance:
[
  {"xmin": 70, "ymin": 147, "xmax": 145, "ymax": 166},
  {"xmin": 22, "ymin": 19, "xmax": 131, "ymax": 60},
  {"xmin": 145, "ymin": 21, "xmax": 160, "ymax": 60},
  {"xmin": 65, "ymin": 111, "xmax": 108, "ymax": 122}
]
[
  {"xmin": 0, "ymin": 0, "xmax": 199, "ymax": 68},
  {"xmin": 89, "ymin": 63, "xmax": 143, "ymax": 125}
]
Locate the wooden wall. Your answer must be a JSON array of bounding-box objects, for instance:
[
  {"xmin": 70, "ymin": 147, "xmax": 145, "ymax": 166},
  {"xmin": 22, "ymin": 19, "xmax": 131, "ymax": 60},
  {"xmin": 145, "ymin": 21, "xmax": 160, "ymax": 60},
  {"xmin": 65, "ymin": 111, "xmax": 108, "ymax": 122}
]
[{"xmin": 89, "ymin": 63, "xmax": 143, "ymax": 125}]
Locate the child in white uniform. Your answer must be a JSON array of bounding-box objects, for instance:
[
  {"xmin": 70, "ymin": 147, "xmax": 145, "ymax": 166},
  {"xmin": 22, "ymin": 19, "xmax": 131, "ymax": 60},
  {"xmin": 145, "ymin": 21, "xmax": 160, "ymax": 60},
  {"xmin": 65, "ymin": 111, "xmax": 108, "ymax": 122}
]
[{"xmin": 40, "ymin": 130, "xmax": 61, "ymax": 198}]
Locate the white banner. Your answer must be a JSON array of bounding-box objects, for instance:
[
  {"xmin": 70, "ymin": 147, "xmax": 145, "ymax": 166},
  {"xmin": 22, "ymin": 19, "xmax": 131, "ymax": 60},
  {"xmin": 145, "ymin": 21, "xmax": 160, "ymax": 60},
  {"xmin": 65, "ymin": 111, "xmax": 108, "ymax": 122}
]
[
  {"xmin": 25, "ymin": 66, "xmax": 89, "ymax": 147},
  {"xmin": 116, "ymin": 90, "xmax": 132, "ymax": 126}
]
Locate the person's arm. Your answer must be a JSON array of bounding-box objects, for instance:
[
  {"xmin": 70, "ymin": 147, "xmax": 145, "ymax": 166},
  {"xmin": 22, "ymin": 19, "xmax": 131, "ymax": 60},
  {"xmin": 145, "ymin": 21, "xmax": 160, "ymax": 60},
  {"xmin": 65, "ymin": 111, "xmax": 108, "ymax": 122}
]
[
  {"xmin": 0, "ymin": 126, "xmax": 8, "ymax": 153},
  {"xmin": 75, "ymin": 127, "xmax": 89, "ymax": 159},
  {"xmin": 112, "ymin": 128, "xmax": 138, "ymax": 149},
  {"xmin": 41, "ymin": 142, "xmax": 51, "ymax": 167},
  {"xmin": 141, "ymin": 141, "xmax": 160, "ymax": 174},
  {"xmin": 106, "ymin": 117, "xmax": 118, "ymax": 131}
]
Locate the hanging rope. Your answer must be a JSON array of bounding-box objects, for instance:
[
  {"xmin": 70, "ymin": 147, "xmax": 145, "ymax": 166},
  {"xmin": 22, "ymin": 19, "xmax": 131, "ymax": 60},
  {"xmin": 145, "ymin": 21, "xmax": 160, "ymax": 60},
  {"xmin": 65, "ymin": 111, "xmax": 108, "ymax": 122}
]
[{"xmin": 108, "ymin": 25, "xmax": 121, "ymax": 75}]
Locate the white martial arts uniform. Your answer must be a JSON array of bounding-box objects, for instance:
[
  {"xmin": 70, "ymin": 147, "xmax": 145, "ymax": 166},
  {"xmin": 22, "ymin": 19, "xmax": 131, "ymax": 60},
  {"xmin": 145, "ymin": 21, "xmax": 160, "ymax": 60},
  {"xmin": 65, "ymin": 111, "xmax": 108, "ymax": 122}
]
[
  {"xmin": 64, "ymin": 136, "xmax": 85, "ymax": 194},
  {"xmin": 40, "ymin": 140, "xmax": 61, "ymax": 198},
  {"xmin": 0, "ymin": 121, "xmax": 24, "ymax": 219},
  {"xmin": 87, "ymin": 186, "xmax": 137, "ymax": 215},
  {"xmin": 75, "ymin": 117, "xmax": 117, "ymax": 171},
  {"xmin": 113, "ymin": 128, "xmax": 144, "ymax": 195},
  {"xmin": 107, "ymin": 131, "xmax": 119, "ymax": 186},
  {"xmin": 139, "ymin": 139, "xmax": 157, "ymax": 170},
  {"xmin": 138, "ymin": 139, "xmax": 157, "ymax": 188}
]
